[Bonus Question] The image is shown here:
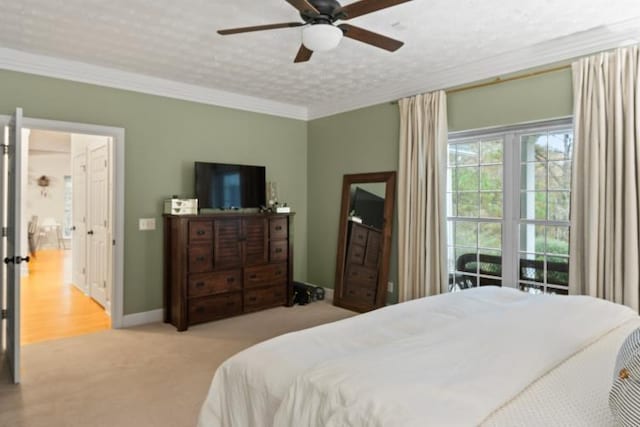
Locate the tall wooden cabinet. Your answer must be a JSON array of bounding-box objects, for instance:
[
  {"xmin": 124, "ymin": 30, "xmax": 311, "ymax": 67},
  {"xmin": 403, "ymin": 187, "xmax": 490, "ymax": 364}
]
[{"xmin": 163, "ymin": 213, "xmax": 294, "ymax": 331}]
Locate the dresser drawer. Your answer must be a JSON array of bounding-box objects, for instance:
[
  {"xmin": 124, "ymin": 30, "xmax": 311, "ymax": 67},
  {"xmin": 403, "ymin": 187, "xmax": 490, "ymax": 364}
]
[
  {"xmin": 345, "ymin": 264, "xmax": 378, "ymax": 288},
  {"xmin": 347, "ymin": 243, "xmax": 365, "ymax": 265},
  {"xmin": 342, "ymin": 285, "xmax": 376, "ymax": 307},
  {"xmin": 269, "ymin": 217, "xmax": 288, "ymax": 240},
  {"xmin": 270, "ymin": 240, "xmax": 288, "ymax": 262},
  {"xmin": 244, "ymin": 285, "xmax": 286, "ymax": 312},
  {"xmin": 188, "ymin": 270, "xmax": 242, "ymax": 298},
  {"xmin": 189, "ymin": 221, "xmax": 213, "ymax": 242},
  {"xmin": 244, "ymin": 263, "xmax": 287, "ymax": 289},
  {"xmin": 350, "ymin": 224, "xmax": 369, "ymax": 246},
  {"xmin": 188, "ymin": 292, "xmax": 242, "ymax": 324},
  {"xmin": 188, "ymin": 245, "xmax": 213, "ymax": 273}
]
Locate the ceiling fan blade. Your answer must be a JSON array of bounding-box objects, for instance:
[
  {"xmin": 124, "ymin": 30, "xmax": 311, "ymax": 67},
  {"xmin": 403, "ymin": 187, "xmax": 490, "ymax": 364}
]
[
  {"xmin": 294, "ymin": 45, "xmax": 313, "ymax": 63},
  {"xmin": 285, "ymin": 0, "xmax": 320, "ymax": 15},
  {"xmin": 339, "ymin": 24, "xmax": 404, "ymax": 52},
  {"xmin": 218, "ymin": 22, "xmax": 304, "ymax": 35},
  {"xmin": 339, "ymin": 0, "xmax": 413, "ymax": 20}
]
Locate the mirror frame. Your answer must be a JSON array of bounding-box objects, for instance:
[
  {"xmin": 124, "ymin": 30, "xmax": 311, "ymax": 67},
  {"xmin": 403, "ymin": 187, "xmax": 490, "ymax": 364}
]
[{"xmin": 333, "ymin": 171, "xmax": 396, "ymax": 312}]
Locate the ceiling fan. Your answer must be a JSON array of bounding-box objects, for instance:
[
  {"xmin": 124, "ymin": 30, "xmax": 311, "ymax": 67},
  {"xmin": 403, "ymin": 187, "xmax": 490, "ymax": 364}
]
[{"xmin": 217, "ymin": 0, "xmax": 413, "ymax": 63}]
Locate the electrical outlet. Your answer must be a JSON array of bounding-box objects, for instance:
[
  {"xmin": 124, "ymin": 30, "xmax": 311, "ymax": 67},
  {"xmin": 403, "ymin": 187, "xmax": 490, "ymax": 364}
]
[
  {"xmin": 139, "ymin": 218, "xmax": 156, "ymax": 231},
  {"xmin": 388, "ymin": 281, "xmax": 394, "ymax": 293}
]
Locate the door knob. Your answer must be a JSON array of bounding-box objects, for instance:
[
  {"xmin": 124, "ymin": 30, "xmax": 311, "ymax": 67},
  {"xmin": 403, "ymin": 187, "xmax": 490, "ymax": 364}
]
[
  {"xmin": 87, "ymin": 230, "xmax": 94, "ymax": 235},
  {"xmin": 4, "ymin": 256, "xmax": 30, "ymax": 264},
  {"xmin": 71, "ymin": 226, "xmax": 77, "ymax": 231}
]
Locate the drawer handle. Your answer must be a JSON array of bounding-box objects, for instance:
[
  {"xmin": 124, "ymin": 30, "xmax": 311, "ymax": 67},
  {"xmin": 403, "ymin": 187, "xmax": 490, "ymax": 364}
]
[
  {"xmin": 275, "ymin": 248, "xmax": 283, "ymax": 253},
  {"xmin": 274, "ymin": 292, "xmax": 283, "ymax": 297},
  {"xmin": 195, "ymin": 281, "xmax": 205, "ymax": 288},
  {"xmin": 226, "ymin": 277, "xmax": 235, "ymax": 283},
  {"xmin": 196, "ymin": 256, "xmax": 205, "ymax": 262},
  {"xmin": 249, "ymin": 274, "xmax": 257, "ymax": 279},
  {"xmin": 366, "ymin": 292, "xmax": 372, "ymax": 297},
  {"xmin": 369, "ymin": 275, "xmax": 374, "ymax": 280},
  {"xmin": 226, "ymin": 301, "xmax": 236, "ymax": 307},
  {"xmin": 196, "ymin": 307, "xmax": 205, "ymax": 313},
  {"xmin": 196, "ymin": 230, "xmax": 206, "ymax": 236},
  {"xmin": 275, "ymin": 270, "xmax": 282, "ymax": 276},
  {"xmin": 249, "ymin": 297, "xmax": 257, "ymax": 302},
  {"xmin": 348, "ymin": 290, "xmax": 355, "ymax": 295},
  {"xmin": 275, "ymin": 225, "xmax": 282, "ymax": 231}
]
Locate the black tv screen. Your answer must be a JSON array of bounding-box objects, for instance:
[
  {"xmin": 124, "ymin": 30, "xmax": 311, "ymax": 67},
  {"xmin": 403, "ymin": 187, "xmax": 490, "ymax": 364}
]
[
  {"xmin": 195, "ymin": 162, "xmax": 266, "ymax": 209},
  {"xmin": 350, "ymin": 187, "xmax": 385, "ymax": 230}
]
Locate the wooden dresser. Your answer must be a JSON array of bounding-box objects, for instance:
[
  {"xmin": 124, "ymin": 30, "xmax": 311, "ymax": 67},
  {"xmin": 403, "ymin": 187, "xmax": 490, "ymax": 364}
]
[
  {"xmin": 341, "ymin": 221, "xmax": 381, "ymax": 310},
  {"xmin": 163, "ymin": 212, "xmax": 294, "ymax": 331}
]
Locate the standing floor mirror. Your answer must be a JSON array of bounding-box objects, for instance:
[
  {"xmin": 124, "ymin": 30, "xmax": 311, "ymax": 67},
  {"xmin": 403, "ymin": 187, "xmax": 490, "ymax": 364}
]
[{"xmin": 333, "ymin": 171, "xmax": 396, "ymax": 312}]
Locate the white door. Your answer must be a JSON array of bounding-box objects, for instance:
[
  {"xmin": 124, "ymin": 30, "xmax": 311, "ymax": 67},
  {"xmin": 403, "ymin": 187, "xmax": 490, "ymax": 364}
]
[
  {"xmin": 71, "ymin": 151, "xmax": 87, "ymax": 293},
  {"xmin": 1, "ymin": 108, "xmax": 26, "ymax": 384},
  {"xmin": 87, "ymin": 141, "xmax": 110, "ymax": 309}
]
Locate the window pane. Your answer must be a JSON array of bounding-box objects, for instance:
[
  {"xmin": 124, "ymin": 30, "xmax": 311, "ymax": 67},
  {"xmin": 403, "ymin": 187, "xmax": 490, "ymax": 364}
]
[
  {"xmin": 453, "ymin": 274, "xmax": 477, "ymax": 289},
  {"xmin": 457, "ymin": 166, "xmax": 478, "ymax": 191},
  {"xmin": 458, "ymin": 193, "xmax": 479, "ymax": 217},
  {"xmin": 546, "ymin": 226, "xmax": 569, "ymax": 255},
  {"xmin": 519, "ymin": 253, "xmax": 545, "ymax": 282},
  {"xmin": 521, "ymin": 191, "xmax": 547, "ymax": 220},
  {"xmin": 456, "ymin": 142, "xmax": 479, "ymax": 165},
  {"xmin": 521, "ymin": 134, "xmax": 547, "ymax": 162},
  {"xmin": 548, "ymin": 160, "xmax": 571, "ymax": 190},
  {"xmin": 455, "ymin": 221, "xmax": 477, "ymax": 247},
  {"xmin": 480, "ymin": 140, "xmax": 503, "ymax": 164},
  {"xmin": 520, "ymin": 283, "xmax": 544, "ymax": 294},
  {"xmin": 547, "ymin": 256, "xmax": 569, "ymax": 285},
  {"xmin": 480, "ymin": 192, "xmax": 502, "ymax": 218},
  {"xmin": 479, "ymin": 223, "xmax": 501, "ymax": 250},
  {"xmin": 548, "ymin": 132, "xmax": 573, "ymax": 160},
  {"xmin": 479, "ymin": 249, "xmax": 502, "ymax": 278},
  {"xmin": 455, "ymin": 248, "xmax": 477, "ymax": 274},
  {"xmin": 548, "ymin": 191, "xmax": 570, "ymax": 221},
  {"xmin": 519, "ymin": 223, "xmax": 545, "ymax": 253},
  {"xmin": 480, "ymin": 165, "xmax": 502, "ymax": 190},
  {"xmin": 521, "ymin": 162, "xmax": 547, "ymax": 191}
]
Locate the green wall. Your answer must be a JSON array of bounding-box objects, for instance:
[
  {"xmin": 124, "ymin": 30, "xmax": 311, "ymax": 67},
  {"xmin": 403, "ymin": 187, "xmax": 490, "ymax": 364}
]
[
  {"xmin": 307, "ymin": 68, "xmax": 574, "ymax": 303},
  {"xmin": 0, "ymin": 69, "xmax": 308, "ymax": 315}
]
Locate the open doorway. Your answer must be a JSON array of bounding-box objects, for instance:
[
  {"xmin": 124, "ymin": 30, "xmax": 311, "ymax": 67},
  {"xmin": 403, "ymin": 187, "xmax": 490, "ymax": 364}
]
[{"xmin": 20, "ymin": 128, "xmax": 114, "ymax": 345}]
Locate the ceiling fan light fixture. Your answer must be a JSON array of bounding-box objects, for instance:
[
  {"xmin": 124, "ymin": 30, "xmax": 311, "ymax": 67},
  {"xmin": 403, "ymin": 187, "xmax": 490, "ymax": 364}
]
[{"xmin": 302, "ymin": 24, "xmax": 343, "ymax": 52}]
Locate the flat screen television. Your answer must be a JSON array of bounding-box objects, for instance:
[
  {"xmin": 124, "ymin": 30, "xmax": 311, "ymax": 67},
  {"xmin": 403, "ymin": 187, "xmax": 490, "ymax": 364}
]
[
  {"xmin": 350, "ymin": 187, "xmax": 385, "ymax": 230},
  {"xmin": 195, "ymin": 162, "xmax": 266, "ymax": 210}
]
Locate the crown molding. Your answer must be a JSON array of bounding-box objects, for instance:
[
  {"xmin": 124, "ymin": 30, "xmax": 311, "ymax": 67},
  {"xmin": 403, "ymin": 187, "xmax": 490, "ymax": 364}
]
[
  {"xmin": 306, "ymin": 18, "xmax": 640, "ymax": 120},
  {"xmin": 0, "ymin": 47, "xmax": 309, "ymax": 121}
]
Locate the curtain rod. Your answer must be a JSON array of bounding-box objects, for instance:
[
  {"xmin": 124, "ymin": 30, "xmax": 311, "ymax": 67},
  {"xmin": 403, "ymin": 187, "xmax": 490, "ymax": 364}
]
[{"xmin": 390, "ymin": 64, "xmax": 571, "ymax": 104}]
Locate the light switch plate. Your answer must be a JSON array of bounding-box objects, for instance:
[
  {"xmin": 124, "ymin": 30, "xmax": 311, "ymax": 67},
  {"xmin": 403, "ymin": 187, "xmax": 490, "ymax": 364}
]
[
  {"xmin": 139, "ymin": 218, "xmax": 156, "ymax": 231},
  {"xmin": 388, "ymin": 281, "xmax": 394, "ymax": 293}
]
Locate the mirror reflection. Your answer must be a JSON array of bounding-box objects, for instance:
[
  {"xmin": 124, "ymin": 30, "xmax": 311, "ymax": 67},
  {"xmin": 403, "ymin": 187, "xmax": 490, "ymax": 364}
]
[{"xmin": 334, "ymin": 172, "xmax": 396, "ymax": 313}]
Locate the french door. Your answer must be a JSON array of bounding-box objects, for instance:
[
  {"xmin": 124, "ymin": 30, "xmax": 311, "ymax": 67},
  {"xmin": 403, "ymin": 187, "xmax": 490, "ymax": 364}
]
[{"xmin": 1, "ymin": 108, "xmax": 27, "ymax": 384}]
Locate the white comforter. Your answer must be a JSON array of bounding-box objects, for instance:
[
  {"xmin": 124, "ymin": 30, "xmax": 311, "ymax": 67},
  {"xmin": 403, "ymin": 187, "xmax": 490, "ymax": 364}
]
[{"xmin": 198, "ymin": 287, "xmax": 637, "ymax": 427}]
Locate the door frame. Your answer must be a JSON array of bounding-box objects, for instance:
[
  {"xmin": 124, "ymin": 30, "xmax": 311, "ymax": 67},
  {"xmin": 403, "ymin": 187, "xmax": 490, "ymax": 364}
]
[{"xmin": 0, "ymin": 114, "xmax": 125, "ymax": 328}]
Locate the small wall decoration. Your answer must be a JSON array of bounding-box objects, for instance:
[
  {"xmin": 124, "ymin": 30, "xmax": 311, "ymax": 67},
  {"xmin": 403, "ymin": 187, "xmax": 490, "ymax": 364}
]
[{"xmin": 37, "ymin": 175, "xmax": 51, "ymax": 197}]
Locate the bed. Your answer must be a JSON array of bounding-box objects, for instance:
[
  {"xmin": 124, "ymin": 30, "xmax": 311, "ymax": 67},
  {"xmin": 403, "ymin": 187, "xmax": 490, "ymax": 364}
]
[{"xmin": 198, "ymin": 286, "xmax": 639, "ymax": 426}]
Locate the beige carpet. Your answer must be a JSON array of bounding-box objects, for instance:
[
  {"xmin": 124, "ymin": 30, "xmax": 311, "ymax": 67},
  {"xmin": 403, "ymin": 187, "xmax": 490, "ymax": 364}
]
[{"xmin": 0, "ymin": 301, "xmax": 354, "ymax": 427}]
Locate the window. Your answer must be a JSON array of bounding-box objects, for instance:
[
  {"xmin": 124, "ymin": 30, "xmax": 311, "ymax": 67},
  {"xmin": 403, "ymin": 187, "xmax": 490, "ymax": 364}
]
[{"xmin": 447, "ymin": 120, "xmax": 573, "ymax": 295}]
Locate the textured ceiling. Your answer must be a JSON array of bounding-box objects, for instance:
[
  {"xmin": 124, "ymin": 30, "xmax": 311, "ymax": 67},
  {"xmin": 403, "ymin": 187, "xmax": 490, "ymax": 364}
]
[{"xmin": 1, "ymin": 0, "xmax": 640, "ymax": 116}]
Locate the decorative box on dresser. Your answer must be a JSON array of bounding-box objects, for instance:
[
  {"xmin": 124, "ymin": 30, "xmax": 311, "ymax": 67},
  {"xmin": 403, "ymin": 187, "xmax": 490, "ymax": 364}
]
[{"xmin": 163, "ymin": 212, "xmax": 294, "ymax": 331}]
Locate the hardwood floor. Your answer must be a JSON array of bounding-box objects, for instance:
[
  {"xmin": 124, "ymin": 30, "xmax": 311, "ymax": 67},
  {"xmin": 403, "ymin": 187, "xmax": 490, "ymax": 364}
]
[{"xmin": 21, "ymin": 249, "xmax": 111, "ymax": 345}]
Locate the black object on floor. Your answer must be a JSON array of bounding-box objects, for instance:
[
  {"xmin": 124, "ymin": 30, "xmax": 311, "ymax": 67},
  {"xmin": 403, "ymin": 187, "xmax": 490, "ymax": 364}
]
[{"xmin": 293, "ymin": 281, "xmax": 325, "ymax": 305}]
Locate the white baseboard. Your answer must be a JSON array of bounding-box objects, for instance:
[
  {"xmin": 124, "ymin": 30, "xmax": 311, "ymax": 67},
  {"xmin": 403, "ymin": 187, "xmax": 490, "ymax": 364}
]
[
  {"xmin": 121, "ymin": 309, "xmax": 163, "ymax": 328},
  {"xmin": 323, "ymin": 287, "xmax": 334, "ymax": 302}
]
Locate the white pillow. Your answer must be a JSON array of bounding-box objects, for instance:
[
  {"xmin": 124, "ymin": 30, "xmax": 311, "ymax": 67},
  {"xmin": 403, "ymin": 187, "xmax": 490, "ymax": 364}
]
[{"xmin": 609, "ymin": 327, "xmax": 640, "ymax": 426}]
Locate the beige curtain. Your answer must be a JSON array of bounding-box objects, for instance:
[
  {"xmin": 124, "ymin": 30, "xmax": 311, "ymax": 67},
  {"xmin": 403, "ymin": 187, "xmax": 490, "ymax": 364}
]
[
  {"xmin": 570, "ymin": 46, "xmax": 640, "ymax": 312},
  {"xmin": 398, "ymin": 91, "xmax": 448, "ymax": 302}
]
